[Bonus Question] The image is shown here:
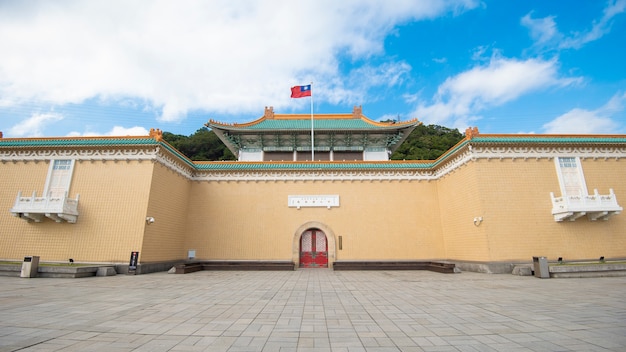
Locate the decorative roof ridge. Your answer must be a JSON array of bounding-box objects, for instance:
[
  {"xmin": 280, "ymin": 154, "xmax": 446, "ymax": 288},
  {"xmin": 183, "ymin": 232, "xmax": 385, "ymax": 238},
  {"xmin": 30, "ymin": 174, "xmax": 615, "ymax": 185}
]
[
  {"xmin": 468, "ymin": 134, "xmax": 626, "ymax": 143},
  {"xmin": 274, "ymin": 113, "xmax": 354, "ymax": 120},
  {"xmin": 193, "ymin": 159, "xmax": 431, "ymax": 166},
  {"xmin": 473, "ymin": 133, "xmax": 626, "ymax": 139},
  {"xmin": 0, "ymin": 128, "xmax": 169, "ymax": 147},
  {"xmin": 462, "ymin": 127, "xmax": 626, "ymax": 143},
  {"xmin": 206, "ymin": 116, "xmax": 266, "ymax": 128},
  {"xmin": 206, "ymin": 114, "xmax": 361, "ymax": 128},
  {"xmin": 156, "ymin": 140, "xmax": 196, "ymax": 167},
  {"xmin": 192, "ymin": 160, "xmax": 435, "ymax": 171},
  {"xmin": 206, "ymin": 106, "xmax": 421, "ymax": 129},
  {"xmin": 0, "ymin": 135, "xmax": 156, "ymax": 142},
  {"xmin": 360, "ymin": 115, "xmax": 420, "ymax": 127},
  {"xmin": 206, "ymin": 114, "xmax": 420, "ymax": 129}
]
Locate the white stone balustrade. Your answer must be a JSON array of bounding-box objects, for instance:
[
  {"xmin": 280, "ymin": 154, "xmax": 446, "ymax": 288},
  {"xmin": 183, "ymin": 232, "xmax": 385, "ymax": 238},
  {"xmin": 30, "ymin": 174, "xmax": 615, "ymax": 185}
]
[
  {"xmin": 10, "ymin": 191, "xmax": 80, "ymax": 223},
  {"xmin": 550, "ymin": 189, "xmax": 622, "ymax": 222}
]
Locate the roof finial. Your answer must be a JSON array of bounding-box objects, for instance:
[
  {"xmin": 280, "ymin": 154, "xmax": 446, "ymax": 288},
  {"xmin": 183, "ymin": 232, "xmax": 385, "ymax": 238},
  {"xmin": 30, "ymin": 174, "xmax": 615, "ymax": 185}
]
[
  {"xmin": 149, "ymin": 128, "xmax": 163, "ymax": 141},
  {"xmin": 465, "ymin": 126, "xmax": 479, "ymax": 139},
  {"xmin": 264, "ymin": 106, "xmax": 274, "ymax": 119},
  {"xmin": 352, "ymin": 105, "xmax": 362, "ymax": 119}
]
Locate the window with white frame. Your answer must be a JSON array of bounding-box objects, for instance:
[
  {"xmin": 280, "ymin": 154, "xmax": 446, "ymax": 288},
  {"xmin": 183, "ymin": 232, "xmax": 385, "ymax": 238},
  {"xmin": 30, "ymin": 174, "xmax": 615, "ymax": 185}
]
[
  {"xmin": 44, "ymin": 159, "xmax": 75, "ymax": 198},
  {"xmin": 555, "ymin": 157, "xmax": 587, "ymax": 197}
]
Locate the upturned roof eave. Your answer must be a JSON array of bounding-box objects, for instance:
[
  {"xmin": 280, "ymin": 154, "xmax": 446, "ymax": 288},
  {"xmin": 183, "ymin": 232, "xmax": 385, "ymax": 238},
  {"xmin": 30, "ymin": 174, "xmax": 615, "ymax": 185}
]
[
  {"xmin": 210, "ymin": 126, "xmax": 417, "ymax": 133},
  {"xmin": 206, "ymin": 115, "xmax": 420, "ymax": 132}
]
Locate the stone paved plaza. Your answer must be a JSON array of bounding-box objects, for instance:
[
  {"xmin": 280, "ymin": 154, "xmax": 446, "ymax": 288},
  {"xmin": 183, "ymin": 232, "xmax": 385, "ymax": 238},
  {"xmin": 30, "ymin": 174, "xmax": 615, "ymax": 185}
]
[{"xmin": 0, "ymin": 270, "xmax": 625, "ymax": 352}]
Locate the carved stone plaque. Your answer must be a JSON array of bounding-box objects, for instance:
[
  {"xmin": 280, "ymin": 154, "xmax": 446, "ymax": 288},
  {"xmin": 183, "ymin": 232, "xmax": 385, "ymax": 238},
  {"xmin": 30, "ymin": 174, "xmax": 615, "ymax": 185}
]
[{"xmin": 288, "ymin": 195, "xmax": 339, "ymax": 209}]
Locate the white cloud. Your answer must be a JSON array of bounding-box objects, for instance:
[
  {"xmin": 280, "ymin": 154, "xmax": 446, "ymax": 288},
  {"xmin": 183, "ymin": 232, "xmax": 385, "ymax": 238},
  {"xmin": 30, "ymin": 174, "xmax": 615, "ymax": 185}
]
[
  {"xmin": 8, "ymin": 112, "xmax": 64, "ymax": 137},
  {"xmin": 107, "ymin": 126, "xmax": 150, "ymax": 136},
  {"xmin": 561, "ymin": 0, "xmax": 626, "ymax": 49},
  {"xmin": 411, "ymin": 55, "xmax": 581, "ymax": 129},
  {"xmin": 542, "ymin": 92, "xmax": 625, "ymax": 134},
  {"xmin": 470, "ymin": 45, "xmax": 491, "ymax": 62},
  {"xmin": 66, "ymin": 126, "xmax": 149, "ymax": 137},
  {"xmin": 522, "ymin": 0, "xmax": 626, "ymax": 50},
  {"xmin": 330, "ymin": 61, "xmax": 412, "ymax": 105},
  {"xmin": 521, "ymin": 13, "xmax": 558, "ymax": 46},
  {"xmin": 4, "ymin": 103, "xmax": 149, "ymax": 138},
  {"xmin": 0, "ymin": 0, "xmax": 479, "ymax": 123}
]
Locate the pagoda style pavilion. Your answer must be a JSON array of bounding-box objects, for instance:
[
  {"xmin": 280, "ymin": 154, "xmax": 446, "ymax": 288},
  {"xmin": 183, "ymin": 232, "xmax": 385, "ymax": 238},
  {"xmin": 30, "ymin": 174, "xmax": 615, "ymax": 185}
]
[{"xmin": 206, "ymin": 106, "xmax": 420, "ymax": 161}]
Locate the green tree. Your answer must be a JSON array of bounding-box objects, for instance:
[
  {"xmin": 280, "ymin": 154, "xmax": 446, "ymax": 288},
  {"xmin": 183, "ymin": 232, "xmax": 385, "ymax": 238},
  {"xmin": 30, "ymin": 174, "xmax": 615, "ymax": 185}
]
[
  {"xmin": 162, "ymin": 128, "xmax": 236, "ymax": 161},
  {"xmin": 390, "ymin": 124, "xmax": 464, "ymax": 160}
]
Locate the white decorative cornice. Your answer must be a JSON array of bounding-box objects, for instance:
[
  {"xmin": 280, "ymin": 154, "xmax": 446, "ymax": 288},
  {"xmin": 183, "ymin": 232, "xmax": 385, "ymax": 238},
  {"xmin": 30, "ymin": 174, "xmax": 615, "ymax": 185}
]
[
  {"xmin": 469, "ymin": 145, "xmax": 626, "ymax": 160},
  {"xmin": 0, "ymin": 146, "xmax": 195, "ymax": 178},
  {"xmin": 433, "ymin": 149, "xmax": 472, "ymax": 179},
  {"xmin": 154, "ymin": 147, "xmax": 196, "ymax": 178},
  {"xmin": 2, "ymin": 142, "xmax": 624, "ymax": 182},
  {"xmin": 0, "ymin": 147, "xmax": 159, "ymax": 161}
]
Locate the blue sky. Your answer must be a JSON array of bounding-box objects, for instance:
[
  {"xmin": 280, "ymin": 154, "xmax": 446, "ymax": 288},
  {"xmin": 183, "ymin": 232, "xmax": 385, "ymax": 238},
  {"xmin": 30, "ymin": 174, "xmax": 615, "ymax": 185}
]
[{"xmin": 1, "ymin": 0, "xmax": 625, "ymax": 138}]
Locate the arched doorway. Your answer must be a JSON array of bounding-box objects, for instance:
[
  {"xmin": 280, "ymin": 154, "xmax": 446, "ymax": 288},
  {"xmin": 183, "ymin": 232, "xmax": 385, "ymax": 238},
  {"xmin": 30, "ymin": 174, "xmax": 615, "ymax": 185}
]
[
  {"xmin": 299, "ymin": 229, "xmax": 328, "ymax": 268},
  {"xmin": 292, "ymin": 222, "xmax": 336, "ymax": 269}
]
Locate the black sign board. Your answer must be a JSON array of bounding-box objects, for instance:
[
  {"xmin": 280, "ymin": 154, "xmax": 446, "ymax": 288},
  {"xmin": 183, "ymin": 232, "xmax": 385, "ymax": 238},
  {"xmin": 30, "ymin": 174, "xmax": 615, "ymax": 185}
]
[{"xmin": 129, "ymin": 251, "xmax": 139, "ymax": 271}]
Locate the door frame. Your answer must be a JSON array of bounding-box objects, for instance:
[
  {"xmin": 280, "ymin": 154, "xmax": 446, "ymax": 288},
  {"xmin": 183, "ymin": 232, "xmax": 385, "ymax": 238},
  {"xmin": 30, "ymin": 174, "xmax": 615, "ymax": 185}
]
[
  {"xmin": 299, "ymin": 228, "xmax": 329, "ymax": 268},
  {"xmin": 292, "ymin": 221, "xmax": 336, "ymax": 269}
]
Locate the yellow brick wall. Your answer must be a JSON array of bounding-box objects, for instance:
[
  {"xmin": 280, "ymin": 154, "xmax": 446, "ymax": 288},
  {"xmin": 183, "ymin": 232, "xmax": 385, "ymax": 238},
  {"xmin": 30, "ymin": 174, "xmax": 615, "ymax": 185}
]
[
  {"xmin": 2, "ymin": 151, "xmax": 624, "ymax": 266},
  {"xmin": 473, "ymin": 157, "xmax": 626, "ymax": 262},
  {"xmin": 472, "ymin": 158, "xmax": 560, "ymax": 261},
  {"xmin": 140, "ymin": 163, "xmax": 191, "ymax": 262},
  {"xmin": 184, "ymin": 179, "xmax": 445, "ymax": 262},
  {"xmin": 437, "ymin": 162, "xmax": 490, "ymax": 261},
  {"xmin": 1, "ymin": 160, "xmax": 52, "ymax": 261},
  {"xmin": 557, "ymin": 158, "xmax": 626, "ymax": 260},
  {"xmin": 0, "ymin": 159, "xmax": 153, "ymax": 263},
  {"xmin": 434, "ymin": 156, "xmax": 626, "ymax": 263}
]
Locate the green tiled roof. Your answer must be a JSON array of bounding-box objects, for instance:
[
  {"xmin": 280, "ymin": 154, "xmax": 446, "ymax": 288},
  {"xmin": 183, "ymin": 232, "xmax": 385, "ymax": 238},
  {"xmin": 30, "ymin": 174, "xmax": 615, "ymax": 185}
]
[
  {"xmin": 195, "ymin": 162, "xmax": 433, "ymax": 170},
  {"xmin": 0, "ymin": 138, "xmax": 159, "ymax": 147},
  {"xmin": 213, "ymin": 119, "xmax": 407, "ymax": 131},
  {"xmin": 471, "ymin": 136, "xmax": 626, "ymax": 144},
  {"xmin": 0, "ymin": 137, "xmax": 196, "ymax": 168}
]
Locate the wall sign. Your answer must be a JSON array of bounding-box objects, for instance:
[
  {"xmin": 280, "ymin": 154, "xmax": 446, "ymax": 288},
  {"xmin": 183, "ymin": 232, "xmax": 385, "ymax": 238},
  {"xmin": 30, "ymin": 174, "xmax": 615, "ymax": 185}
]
[{"xmin": 288, "ymin": 195, "xmax": 339, "ymax": 209}]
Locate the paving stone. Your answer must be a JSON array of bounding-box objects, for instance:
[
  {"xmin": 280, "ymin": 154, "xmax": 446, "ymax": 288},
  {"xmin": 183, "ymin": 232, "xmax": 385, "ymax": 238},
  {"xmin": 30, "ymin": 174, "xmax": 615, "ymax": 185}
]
[{"xmin": 0, "ymin": 271, "xmax": 624, "ymax": 351}]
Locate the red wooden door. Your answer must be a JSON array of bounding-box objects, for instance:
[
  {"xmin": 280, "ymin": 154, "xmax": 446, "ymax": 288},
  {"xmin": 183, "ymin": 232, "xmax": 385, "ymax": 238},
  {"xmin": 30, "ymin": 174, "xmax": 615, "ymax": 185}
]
[{"xmin": 299, "ymin": 229, "xmax": 328, "ymax": 268}]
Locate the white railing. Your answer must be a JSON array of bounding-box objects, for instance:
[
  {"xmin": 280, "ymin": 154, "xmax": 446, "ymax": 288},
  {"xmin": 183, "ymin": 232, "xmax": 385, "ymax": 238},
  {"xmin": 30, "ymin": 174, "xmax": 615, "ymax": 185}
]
[
  {"xmin": 10, "ymin": 191, "xmax": 80, "ymax": 223},
  {"xmin": 550, "ymin": 189, "xmax": 622, "ymax": 222}
]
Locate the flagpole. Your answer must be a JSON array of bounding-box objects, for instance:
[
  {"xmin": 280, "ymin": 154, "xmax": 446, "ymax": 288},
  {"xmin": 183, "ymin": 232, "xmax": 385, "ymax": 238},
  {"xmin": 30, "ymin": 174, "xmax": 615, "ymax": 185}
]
[{"xmin": 310, "ymin": 82, "xmax": 314, "ymax": 161}]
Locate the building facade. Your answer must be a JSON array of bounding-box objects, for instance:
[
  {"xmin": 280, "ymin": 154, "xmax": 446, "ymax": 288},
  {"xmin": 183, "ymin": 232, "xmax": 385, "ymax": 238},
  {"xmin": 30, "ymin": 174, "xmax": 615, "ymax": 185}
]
[
  {"xmin": 1, "ymin": 111, "xmax": 624, "ymax": 273},
  {"xmin": 207, "ymin": 106, "xmax": 419, "ymax": 162}
]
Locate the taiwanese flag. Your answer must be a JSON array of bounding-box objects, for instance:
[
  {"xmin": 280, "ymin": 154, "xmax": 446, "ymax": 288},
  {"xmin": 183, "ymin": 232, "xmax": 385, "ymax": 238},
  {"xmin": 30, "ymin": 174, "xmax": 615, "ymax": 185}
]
[{"xmin": 291, "ymin": 85, "xmax": 311, "ymax": 98}]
